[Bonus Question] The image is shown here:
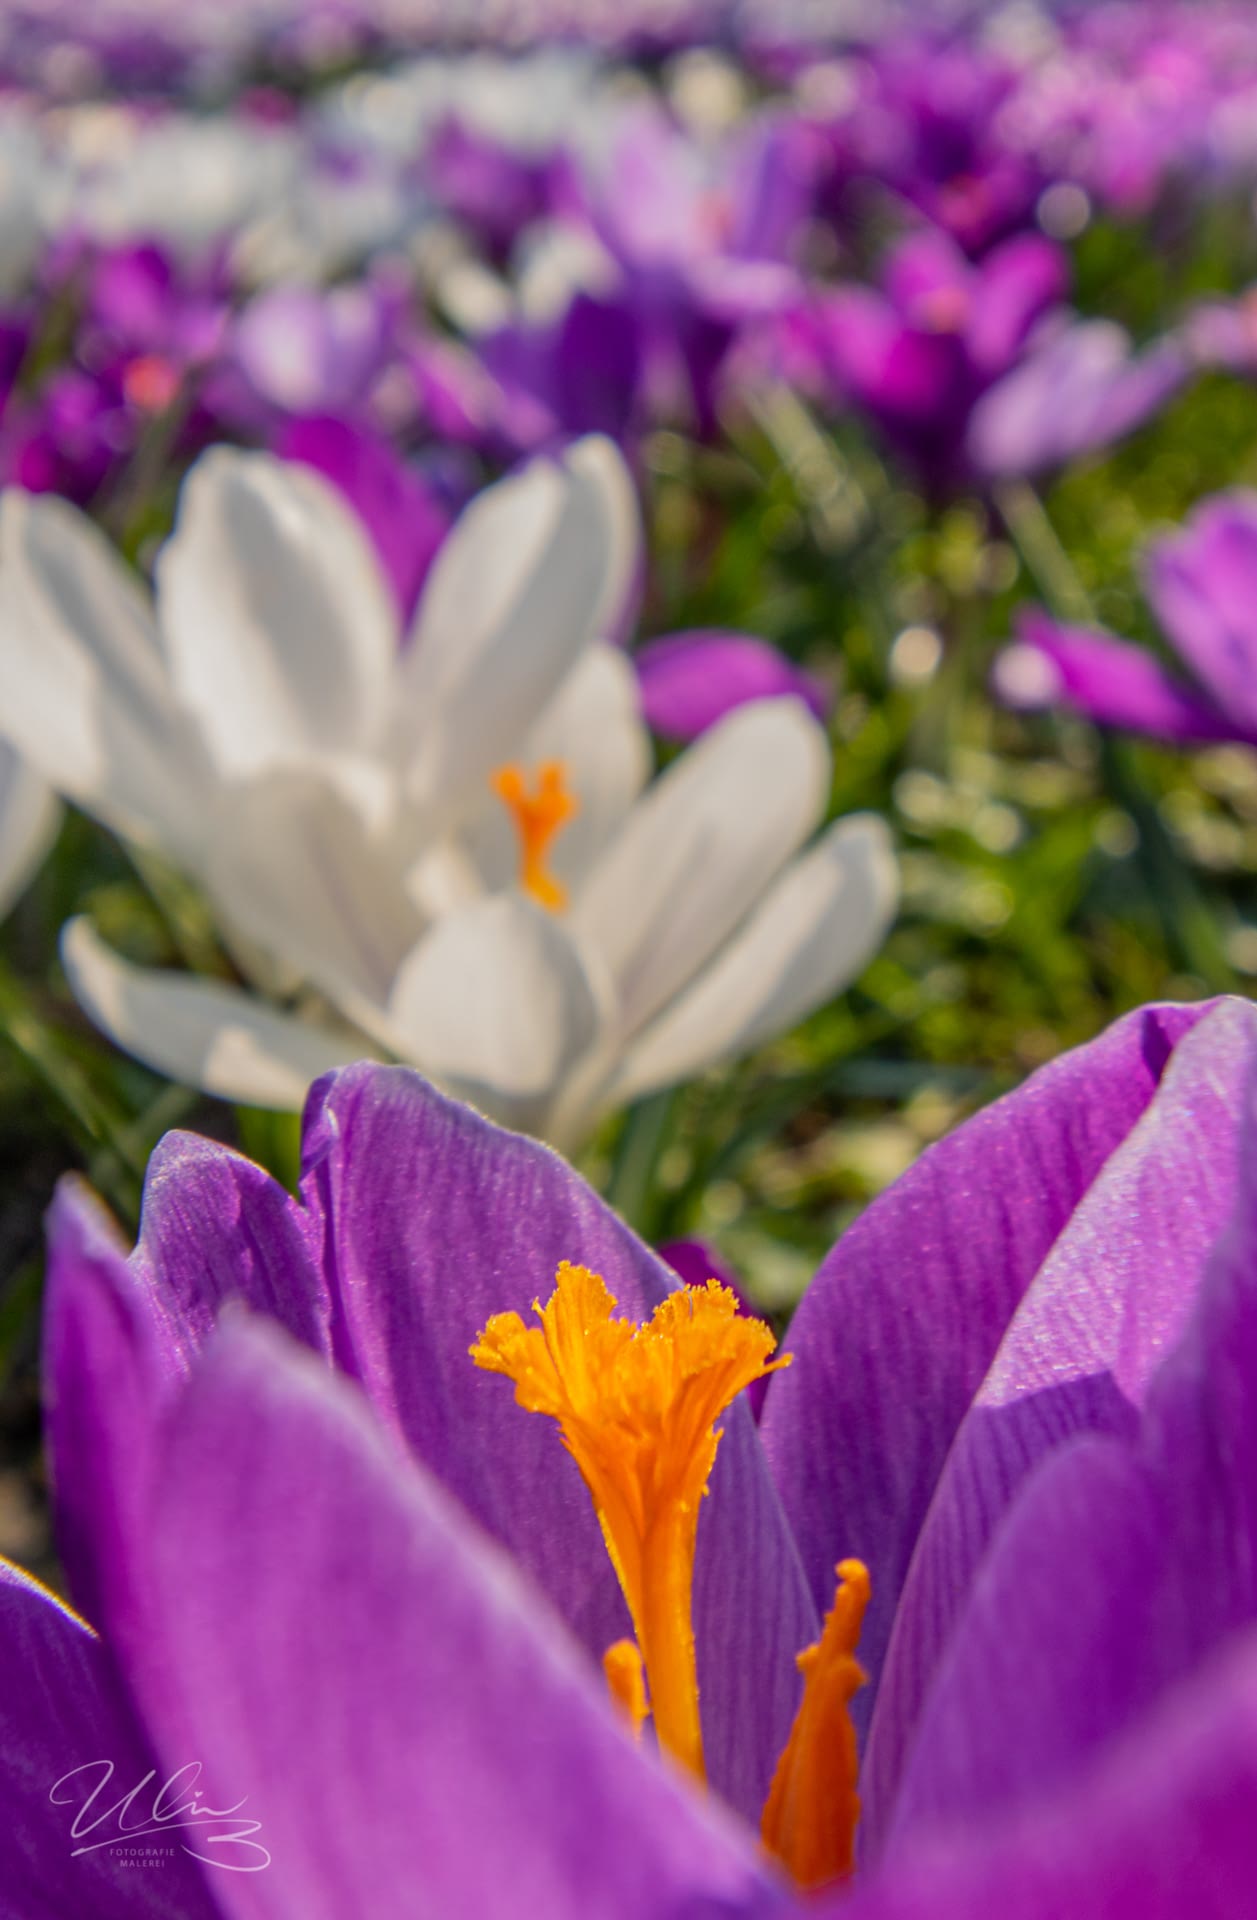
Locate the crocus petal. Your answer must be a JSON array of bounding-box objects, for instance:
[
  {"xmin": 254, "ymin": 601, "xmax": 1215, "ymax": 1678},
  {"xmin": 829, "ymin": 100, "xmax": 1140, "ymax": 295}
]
[
  {"xmin": 0, "ymin": 1560, "xmax": 219, "ymax": 1920},
  {"xmin": 44, "ymin": 1160, "xmax": 326, "ymax": 1652},
  {"xmin": 0, "ymin": 740, "xmax": 59, "ymax": 919},
  {"xmin": 969, "ymin": 321, "xmax": 1186, "ymax": 478},
  {"xmin": 826, "ymin": 1625, "xmax": 1257, "ymax": 1920},
  {"xmin": 885, "ymin": 1073, "xmax": 1257, "ymax": 1859},
  {"xmin": 1142, "ymin": 490, "xmax": 1257, "ymax": 736},
  {"xmin": 61, "ymin": 917, "xmax": 367, "ymax": 1109},
  {"xmin": 760, "ymin": 1000, "xmax": 1213, "ymax": 1759},
  {"xmin": 156, "ymin": 448, "xmax": 397, "ymax": 782},
  {"xmin": 383, "ymin": 895, "xmax": 601, "ymax": 1134},
  {"xmin": 398, "ymin": 436, "xmax": 641, "ymax": 834},
  {"xmin": 601, "ymin": 814, "xmax": 898, "ymax": 1112},
  {"xmin": 0, "ymin": 489, "xmax": 211, "ymax": 866},
  {"xmin": 995, "ymin": 608, "xmax": 1240, "ymax": 743},
  {"xmin": 42, "ymin": 1179, "xmax": 181, "ymax": 1673},
  {"xmin": 204, "ymin": 769, "xmax": 422, "ymax": 1016},
  {"xmin": 571, "ymin": 698, "xmax": 830, "ymax": 1042},
  {"xmin": 867, "ymin": 998, "xmax": 1257, "ymax": 1856},
  {"xmin": 965, "ymin": 233, "xmax": 1069, "ymax": 376},
  {"xmin": 815, "ymin": 288, "xmax": 961, "ymax": 426},
  {"xmin": 635, "ymin": 631, "xmax": 831, "ymax": 742},
  {"xmin": 136, "ymin": 1317, "xmax": 782, "ymax": 1920}
]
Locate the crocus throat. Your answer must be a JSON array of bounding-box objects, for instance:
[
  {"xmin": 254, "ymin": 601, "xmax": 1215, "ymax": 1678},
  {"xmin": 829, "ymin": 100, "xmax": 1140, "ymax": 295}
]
[
  {"xmin": 470, "ymin": 1262, "xmax": 788, "ymax": 1781},
  {"xmin": 491, "ymin": 759, "xmax": 578, "ymax": 911}
]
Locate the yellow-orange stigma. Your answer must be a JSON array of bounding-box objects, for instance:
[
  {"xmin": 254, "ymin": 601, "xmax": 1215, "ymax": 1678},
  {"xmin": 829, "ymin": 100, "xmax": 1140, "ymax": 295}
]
[
  {"xmin": 470, "ymin": 1262, "xmax": 788, "ymax": 1782},
  {"xmin": 491, "ymin": 759, "xmax": 578, "ymax": 912},
  {"xmin": 761, "ymin": 1559, "xmax": 870, "ymax": 1891}
]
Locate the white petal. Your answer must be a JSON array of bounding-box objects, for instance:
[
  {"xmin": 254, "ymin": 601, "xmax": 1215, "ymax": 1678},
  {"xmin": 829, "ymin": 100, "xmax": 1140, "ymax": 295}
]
[
  {"xmin": 156, "ymin": 449, "xmax": 397, "ymax": 782},
  {"xmin": 462, "ymin": 642, "xmax": 651, "ymax": 895},
  {"xmin": 384, "ymin": 894, "xmax": 601, "ymax": 1134},
  {"xmin": 603, "ymin": 814, "xmax": 899, "ymax": 1110},
  {"xmin": 0, "ymin": 743, "xmax": 59, "ymax": 920},
  {"xmin": 204, "ymin": 770, "xmax": 422, "ymax": 1018},
  {"xmin": 61, "ymin": 918, "xmax": 368, "ymax": 1110},
  {"xmin": 0, "ymin": 489, "xmax": 212, "ymax": 864},
  {"xmin": 570, "ymin": 698, "xmax": 830, "ymax": 1037},
  {"xmin": 397, "ymin": 436, "xmax": 641, "ymax": 831}
]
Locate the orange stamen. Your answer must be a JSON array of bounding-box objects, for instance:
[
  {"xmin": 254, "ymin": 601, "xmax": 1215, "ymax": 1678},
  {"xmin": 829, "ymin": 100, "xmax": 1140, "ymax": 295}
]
[
  {"xmin": 761, "ymin": 1559, "xmax": 870, "ymax": 1891},
  {"xmin": 491, "ymin": 759, "xmax": 578, "ymax": 912},
  {"xmin": 470, "ymin": 1262, "xmax": 788, "ymax": 1782},
  {"xmin": 603, "ymin": 1638, "xmax": 649, "ymax": 1741}
]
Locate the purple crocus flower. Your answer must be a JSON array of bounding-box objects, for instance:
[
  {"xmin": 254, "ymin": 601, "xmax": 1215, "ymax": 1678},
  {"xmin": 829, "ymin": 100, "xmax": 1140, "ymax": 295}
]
[
  {"xmin": 801, "ymin": 225, "xmax": 1068, "ymax": 488},
  {"xmin": 217, "ymin": 280, "xmax": 402, "ymax": 430},
  {"xmin": 968, "ymin": 317, "xmax": 1189, "ymax": 481},
  {"xmin": 7, "ymin": 996, "xmax": 1257, "ymax": 1912},
  {"xmin": 422, "ymin": 115, "xmax": 576, "ymax": 264},
  {"xmin": 476, "ymin": 103, "xmax": 813, "ymax": 448},
  {"xmin": 815, "ymin": 37, "xmax": 1045, "ymax": 258},
  {"xmin": 636, "ymin": 630, "xmax": 830, "ymax": 741},
  {"xmin": 996, "ymin": 488, "xmax": 1257, "ymax": 748}
]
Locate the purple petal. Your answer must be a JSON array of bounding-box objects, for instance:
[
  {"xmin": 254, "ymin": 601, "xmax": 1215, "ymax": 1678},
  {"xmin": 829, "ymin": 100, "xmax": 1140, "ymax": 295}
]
[
  {"xmin": 869, "ymin": 998, "xmax": 1257, "ymax": 1855},
  {"xmin": 553, "ymin": 294, "xmax": 645, "ymax": 443},
  {"xmin": 1142, "ymin": 490, "xmax": 1257, "ymax": 735},
  {"xmin": 636, "ymin": 632, "xmax": 830, "ymax": 741},
  {"xmin": 823, "ymin": 1625, "xmax": 1257, "ymax": 1920},
  {"xmin": 231, "ymin": 284, "xmax": 386, "ymax": 416},
  {"xmin": 278, "ymin": 415, "xmax": 450, "ymax": 625},
  {"xmin": 726, "ymin": 111, "xmax": 816, "ymax": 265},
  {"xmin": 0, "ymin": 1559, "xmax": 219, "ymax": 1920},
  {"xmin": 424, "ymin": 118, "xmax": 556, "ymax": 258},
  {"xmin": 966, "ymin": 234, "xmax": 1069, "ymax": 376},
  {"xmin": 995, "ymin": 608, "xmax": 1241, "ymax": 744},
  {"xmin": 138, "ymin": 1316, "xmax": 781, "ymax": 1920},
  {"xmin": 760, "ymin": 1000, "xmax": 1212, "ymax": 1763},
  {"xmin": 881, "ymin": 229, "xmax": 971, "ymax": 327},
  {"xmin": 816, "ymin": 288, "xmax": 963, "ymax": 425},
  {"xmin": 43, "ymin": 1182, "xmax": 186, "ymax": 1672},
  {"xmin": 969, "ymin": 321, "xmax": 1187, "ymax": 478}
]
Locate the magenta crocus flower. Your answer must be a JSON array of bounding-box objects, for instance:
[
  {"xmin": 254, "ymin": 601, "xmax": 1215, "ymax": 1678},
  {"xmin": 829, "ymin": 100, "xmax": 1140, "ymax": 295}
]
[
  {"xmin": 802, "ymin": 225, "xmax": 1068, "ymax": 488},
  {"xmin": 6, "ymin": 995, "xmax": 1257, "ymax": 1913},
  {"xmin": 995, "ymin": 488, "xmax": 1257, "ymax": 748}
]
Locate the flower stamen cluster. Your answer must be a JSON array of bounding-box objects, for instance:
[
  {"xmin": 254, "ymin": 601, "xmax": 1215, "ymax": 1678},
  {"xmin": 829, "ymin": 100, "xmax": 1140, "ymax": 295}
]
[{"xmin": 471, "ymin": 1262, "xmax": 786, "ymax": 1779}]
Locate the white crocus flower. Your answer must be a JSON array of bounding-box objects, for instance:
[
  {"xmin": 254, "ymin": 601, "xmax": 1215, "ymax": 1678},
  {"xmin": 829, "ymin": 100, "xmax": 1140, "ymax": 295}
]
[
  {"xmin": 0, "ymin": 436, "xmax": 634, "ymax": 1118},
  {"xmin": 0, "ymin": 434, "xmax": 896, "ymax": 1147}
]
